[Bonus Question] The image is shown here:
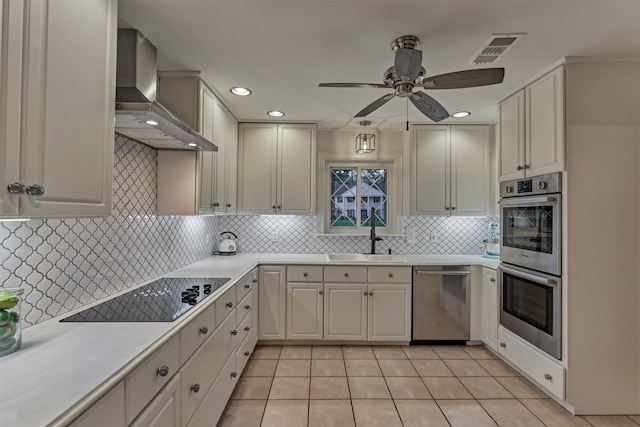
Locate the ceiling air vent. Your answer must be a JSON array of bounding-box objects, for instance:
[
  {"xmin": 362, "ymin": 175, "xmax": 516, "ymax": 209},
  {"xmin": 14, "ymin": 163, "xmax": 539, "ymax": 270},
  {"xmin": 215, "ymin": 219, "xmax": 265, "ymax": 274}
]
[{"xmin": 469, "ymin": 33, "xmax": 525, "ymax": 65}]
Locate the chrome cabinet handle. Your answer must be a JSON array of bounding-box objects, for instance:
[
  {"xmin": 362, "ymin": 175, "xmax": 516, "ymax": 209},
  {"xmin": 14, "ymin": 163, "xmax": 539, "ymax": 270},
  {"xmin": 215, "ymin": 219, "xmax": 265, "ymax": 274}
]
[
  {"xmin": 199, "ymin": 326, "xmax": 209, "ymax": 334},
  {"xmin": 191, "ymin": 383, "xmax": 200, "ymax": 393},
  {"xmin": 489, "ymin": 277, "xmax": 496, "ymax": 282},
  {"xmin": 226, "ymin": 203, "xmax": 232, "ymax": 208},
  {"xmin": 7, "ymin": 182, "xmax": 25, "ymax": 194},
  {"xmin": 451, "ymin": 206, "xmax": 456, "ymax": 210},
  {"xmin": 272, "ymin": 205, "xmax": 276, "ymax": 210},
  {"xmin": 344, "ymin": 272, "xmax": 349, "ymax": 277},
  {"xmin": 516, "ymin": 165, "xmax": 523, "ymax": 171},
  {"xmin": 226, "ymin": 302, "xmax": 233, "ymax": 308},
  {"xmin": 276, "ymin": 205, "xmax": 281, "ymax": 209},
  {"xmin": 26, "ymin": 184, "xmax": 45, "ymax": 196},
  {"xmin": 231, "ymin": 371, "xmax": 238, "ymax": 378},
  {"xmin": 244, "ymin": 351, "xmax": 251, "ymax": 356},
  {"xmin": 252, "ymin": 279, "xmax": 257, "ymax": 283},
  {"xmin": 318, "ymin": 290, "xmax": 323, "ymax": 295},
  {"xmin": 445, "ymin": 206, "xmax": 450, "ymax": 210},
  {"xmin": 499, "ymin": 342, "xmax": 506, "ymax": 348},
  {"xmin": 303, "ymin": 272, "xmax": 308, "ymax": 277},
  {"xmin": 157, "ymin": 365, "xmax": 170, "ymax": 377},
  {"xmin": 245, "ymin": 284, "xmax": 251, "ymax": 289},
  {"xmin": 524, "ymin": 164, "xmax": 530, "ymax": 169},
  {"xmin": 544, "ymin": 373, "xmax": 552, "ymax": 380},
  {"xmin": 212, "ymin": 202, "xmax": 220, "ymax": 207},
  {"xmin": 231, "ymin": 329, "xmax": 238, "ymax": 336},
  {"xmin": 363, "ymin": 291, "xmax": 368, "ymax": 296},
  {"xmin": 244, "ymin": 326, "xmax": 251, "ymax": 331},
  {"xmin": 245, "ymin": 304, "xmax": 251, "ymax": 309},
  {"xmin": 388, "ymin": 273, "xmax": 393, "ymax": 278}
]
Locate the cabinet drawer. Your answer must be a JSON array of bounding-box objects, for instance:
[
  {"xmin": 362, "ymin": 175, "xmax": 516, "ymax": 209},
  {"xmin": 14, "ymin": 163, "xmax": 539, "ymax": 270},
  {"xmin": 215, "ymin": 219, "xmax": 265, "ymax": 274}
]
[
  {"xmin": 179, "ymin": 303, "xmax": 217, "ymax": 365},
  {"xmin": 236, "ymin": 290, "xmax": 253, "ymax": 325},
  {"xmin": 125, "ymin": 335, "xmax": 180, "ymax": 425},
  {"xmin": 324, "ymin": 266, "xmax": 367, "ymax": 283},
  {"xmin": 236, "ymin": 328, "xmax": 257, "ymax": 375},
  {"xmin": 236, "ymin": 309, "xmax": 253, "ymax": 349},
  {"xmin": 236, "ymin": 271, "xmax": 257, "ymax": 302},
  {"xmin": 181, "ymin": 311, "xmax": 237, "ymax": 426},
  {"xmin": 215, "ymin": 287, "xmax": 237, "ymax": 326},
  {"xmin": 186, "ymin": 351, "xmax": 237, "ymax": 427},
  {"xmin": 368, "ymin": 266, "xmax": 412, "ymax": 283},
  {"xmin": 288, "ymin": 265, "xmax": 323, "ymax": 282},
  {"xmin": 130, "ymin": 373, "xmax": 180, "ymax": 427},
  {"xmin": 70, "ymin": 381, "xmax": 125, "ymax": 427},
  {"xmin": 497, "ymin": 327, "xmax": 565, "ymax": 400}
]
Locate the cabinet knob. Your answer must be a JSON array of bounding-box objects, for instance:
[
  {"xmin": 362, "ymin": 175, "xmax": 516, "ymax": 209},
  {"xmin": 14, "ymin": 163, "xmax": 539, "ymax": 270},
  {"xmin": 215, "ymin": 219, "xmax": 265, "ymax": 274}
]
[
  {"xmin": 244, "ymin": 351, "xmax": 251, "ymax": 357},
  {"xmin": 499, "ymin": 342, "xmax": 506, "ymax": 348},
  {"xmin": 451, "ymin": 206, "xmax": 456, "ymax": 210},
  {"xmin": 191, "ymin": 383, "xmax": 200, "ymax": 393},
  {"xmin": 6, "ymin": 182, "xmax": 25, "ymax": 194},
  {"xmin": 276, "ymin": 205, "xmax": 281, "ymax": 210},
  {"xmin": 516, "ymin": 165, "xmax": 523, "ymax": 171},
  {"xmin": 524, "ymin": 164, "xmax": 530, "ymax": 169},
  {"xmin": 318, "ymin": 290, "xmax": 323, "ymax": 295},
  {"xmin": 212, "ymin": 202, "xmax": 220, "ymax": 207},
  {"xmin": 245, "ymin": 304, "xmax": 251, "ymax": 310},
  {"xmin": 244, "ymin": 326, "xmax": 251, "ymax": 332},
  {"xmin": 245, "ymin": 284, "xmax": 251, "ymax": 289},
  {"xmin": 445, "ymin": 206, "xmax": 450, "ymax": 210},
  {"xmin": 544, "ymin": 373, "xmax": 552, "ymax": 380},
  {"xmin": 363, "ymin": 291, "xmax": 368, "ymax": 296},
  {"xmin": 231, "ymin": 329, "xmax": 238, "ymax": 336},
  {"xmin": 157, "ymin": 365, "xmax": 170, "ymax": 377},
  {"xmin": 226, "ymin": 203, "xmax": 232, "ymax": 208},
  {"xmin": 388, "ymin": 273, "xmax": 393, "ymax": 278},
  {"xmin": 303, "ymin": 272, "xmax": 308, "ymax": 277},
  {"xmin": 344, "ymin": 272, "xmax": 349, "ymax": 277},
  {"xmin": 26, "ymin": 184, "xmax": 45, "ymax": 196},
  {"xmin": 230, "ymin": 371, "xmax": 238, "ymax": 378},
  {"xmin": 272, "ymin": 205, "xmax": 276, "ymax": 210},
  {"xmin": 199, "ymin": 326, "xmax": 209, "ymax": 334},
  {"xmin": 226, "ymin": 301, "xmax": 233, "ymax": 308},
  {"xmin": 369, "ymin": 290, "xmax": 373, "ymax": 296},
  {"xmin": 489, "ymin": 277, "xmax": 496, "ymax": 282},
  {"xmin": 252, "ymin": 279, "xmax": 258, "ymax": 283}
]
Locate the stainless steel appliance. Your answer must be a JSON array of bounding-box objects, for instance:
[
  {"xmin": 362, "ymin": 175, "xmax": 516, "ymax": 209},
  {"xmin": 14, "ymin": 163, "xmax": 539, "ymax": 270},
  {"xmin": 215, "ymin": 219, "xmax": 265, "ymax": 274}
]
[
  {"xmin": 61, "ymin": 277, "xmax": 230, "ymax": 322},
  {"xmin": 499, "ymin": 264, "xmax": 561, "ymax": 358},
  {"xmin": 499, "ymin": 172, "xmax": 562, "ymax": 359},
  {"xmin": 499, "ymin": 173, "xmax": 561, "ymax": 275},
  {"xmin": 412, "ymin": 266, "xmax": 470, "ymax": 341}
]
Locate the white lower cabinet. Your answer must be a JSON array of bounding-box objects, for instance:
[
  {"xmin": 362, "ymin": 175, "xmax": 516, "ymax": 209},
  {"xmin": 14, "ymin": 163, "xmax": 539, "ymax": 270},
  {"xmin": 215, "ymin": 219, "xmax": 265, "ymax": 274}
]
[
  {"xmin": 287, "ymin": 283, "xmax": 324, "ymax": 339},
  {"xmin": 497, "ymin": 326, "xmax": 565, "ymax": 400},
  {"xmin": 131, "ymin": 374, "xmax": 181, "ymax": 427},
  {"xmin": 367, "ymin": 284, "xmax": 412, "ymax": 341},
  {"xmin": 258, "ymin": 265, "xmax": 286, "ymax": 340},
  {"xmin": 69, "ymin": 381, "xmax": 125, "ymax": 427},
  {"xmin": 324, "ymin": 283, "xmax": 368, "ymax": 341},
  {"xmin": 480, "ymin": 267, "xmax": 498, "ymax": 351}
]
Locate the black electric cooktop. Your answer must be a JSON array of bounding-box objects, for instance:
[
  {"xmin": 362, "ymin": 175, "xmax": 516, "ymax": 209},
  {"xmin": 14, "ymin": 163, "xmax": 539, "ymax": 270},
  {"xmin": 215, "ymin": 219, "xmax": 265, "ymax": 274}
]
[{"xmin": 61, "ymin": 277, "xmax": 230, "ymax": 322}]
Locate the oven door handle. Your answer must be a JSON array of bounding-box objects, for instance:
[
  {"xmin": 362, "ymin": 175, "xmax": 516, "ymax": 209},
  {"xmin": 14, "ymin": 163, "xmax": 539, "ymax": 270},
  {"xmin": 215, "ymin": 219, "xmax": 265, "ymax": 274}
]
[
  {"xmin": 499, "ymin": 265, "xmax": 558, "ymax": 286},
  {"xmin": 498, "ymin": 196, "xmax": 557, "ymax": 205}
]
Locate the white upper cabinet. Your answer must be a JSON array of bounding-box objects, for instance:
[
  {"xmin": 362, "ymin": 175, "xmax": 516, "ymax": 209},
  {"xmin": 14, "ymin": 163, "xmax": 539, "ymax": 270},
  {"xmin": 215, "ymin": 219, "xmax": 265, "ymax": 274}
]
[
  {"xmin": 499, "ymin": 66, "xmax": 565, "ymax": 181},
  {"xmin": 411, "ymin": 125, "xmax": 491, "ymax": 216},
  {"xmin": 156, "ymin": 75, "xmax": 237, "ymax": 215},
  {"xmin": 237, "ymin": 123, "xmax": 317, "ymax": 215},
  {"xmin": 1, "ymin": 0, "xmax": 117, "ymax": 218}
]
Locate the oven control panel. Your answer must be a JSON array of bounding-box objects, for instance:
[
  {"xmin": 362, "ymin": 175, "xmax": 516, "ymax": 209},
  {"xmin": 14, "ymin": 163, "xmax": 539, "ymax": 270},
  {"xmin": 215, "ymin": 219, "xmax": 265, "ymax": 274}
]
[{"xmin": 500, "ymin": 172, "xmax": 561, "ymax": 198}]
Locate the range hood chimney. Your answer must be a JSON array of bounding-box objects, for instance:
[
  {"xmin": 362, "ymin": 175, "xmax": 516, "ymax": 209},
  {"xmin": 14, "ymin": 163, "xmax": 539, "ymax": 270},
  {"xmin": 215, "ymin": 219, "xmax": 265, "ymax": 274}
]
[{"xmin": 115, "ymin": 29, "xmax": 217, "ymax": 151}]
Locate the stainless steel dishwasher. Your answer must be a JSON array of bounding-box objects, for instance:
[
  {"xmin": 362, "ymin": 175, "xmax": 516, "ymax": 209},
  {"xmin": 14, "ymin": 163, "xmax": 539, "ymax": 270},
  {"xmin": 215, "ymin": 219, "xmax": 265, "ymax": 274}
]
[{"xmin": 412, "ymin": 266, "xmax": 471, "ymax": 341}]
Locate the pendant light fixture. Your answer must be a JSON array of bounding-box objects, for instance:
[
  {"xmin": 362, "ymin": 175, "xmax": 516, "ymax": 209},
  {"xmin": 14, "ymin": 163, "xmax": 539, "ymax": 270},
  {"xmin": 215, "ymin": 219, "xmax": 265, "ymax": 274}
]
[{"xmin": 355, "ymin": 120, "xmax": 375, "ymax": 154}]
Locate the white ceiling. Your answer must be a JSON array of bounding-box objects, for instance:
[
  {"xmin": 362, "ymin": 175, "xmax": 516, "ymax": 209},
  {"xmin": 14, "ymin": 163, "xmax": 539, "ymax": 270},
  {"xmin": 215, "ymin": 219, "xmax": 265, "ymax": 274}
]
[{"xmin": 118, "ymin": 0, "xmax": 640, "ymax": 130}]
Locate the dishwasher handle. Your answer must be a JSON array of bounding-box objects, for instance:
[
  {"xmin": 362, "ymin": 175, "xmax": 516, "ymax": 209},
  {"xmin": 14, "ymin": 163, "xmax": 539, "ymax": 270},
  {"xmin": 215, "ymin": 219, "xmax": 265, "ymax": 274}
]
[{"xmin": 414, "ymin": 270, "xmax": 471, "ymax": 276}]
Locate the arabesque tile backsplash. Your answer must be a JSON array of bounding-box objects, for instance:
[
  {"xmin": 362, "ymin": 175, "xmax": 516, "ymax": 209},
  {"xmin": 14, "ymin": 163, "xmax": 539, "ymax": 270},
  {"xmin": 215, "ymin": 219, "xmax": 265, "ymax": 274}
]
[{"xmin": 0, "ymin": 135, "xmax": 497, "ymax": 328}]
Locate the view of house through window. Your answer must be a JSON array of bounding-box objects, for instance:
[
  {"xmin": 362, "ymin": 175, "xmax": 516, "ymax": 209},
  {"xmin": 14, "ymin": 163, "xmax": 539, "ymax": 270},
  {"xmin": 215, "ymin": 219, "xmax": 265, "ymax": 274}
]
[{"xmin": 330, "ymin": 167, "xmax": 387, "ymax": 229}]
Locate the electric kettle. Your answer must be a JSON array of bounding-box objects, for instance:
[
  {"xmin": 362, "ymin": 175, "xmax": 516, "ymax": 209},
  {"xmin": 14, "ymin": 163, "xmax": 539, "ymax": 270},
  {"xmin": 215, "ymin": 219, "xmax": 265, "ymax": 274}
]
[{"xmin": 218, "ymin": 231, "xmax": 238, "ymax": 255}]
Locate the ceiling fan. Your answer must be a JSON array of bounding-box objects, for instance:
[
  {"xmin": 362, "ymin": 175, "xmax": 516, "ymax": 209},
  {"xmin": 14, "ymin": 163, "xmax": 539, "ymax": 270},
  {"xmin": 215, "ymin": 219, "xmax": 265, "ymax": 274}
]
[{"xmin": 319, "ymin": 35, "xmax": 505, "ymax": 123}]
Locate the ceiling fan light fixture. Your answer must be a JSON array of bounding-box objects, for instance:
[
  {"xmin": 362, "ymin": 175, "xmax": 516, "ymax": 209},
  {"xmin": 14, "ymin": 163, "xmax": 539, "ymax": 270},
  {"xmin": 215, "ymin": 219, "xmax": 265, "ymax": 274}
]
[
  {"xmin": 452, "ymin": 111, "xmax": 471, "ymax": 118},
  {"xmin": 267, "ymin": 110, "xmax": 285, "ymax": 117},
  {"xmin": 355, "ymin": 121, "xmax": 375, "ymax": 154},
  {"xmin": 230, "ymin": 87, "xmax": 252, "ymax": 96}
]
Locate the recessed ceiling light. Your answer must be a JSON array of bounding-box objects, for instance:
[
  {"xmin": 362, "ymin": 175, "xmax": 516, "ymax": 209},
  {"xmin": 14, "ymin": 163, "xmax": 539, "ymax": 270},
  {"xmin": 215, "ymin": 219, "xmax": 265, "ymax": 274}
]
[
  {"xmin": 267, "ymin": 110, "xmax": 285, "ymax": 117},
  {"xmin": 451, "ymin": 111, "xmax": 471, "ymax": 118},
  {"xmin": 187, "ymin": 143, "xmax": 198, "ymax": 147},
  {"xmin": 146, "ymin": 120, "xmax": 159, "ymax": 126},
  {"xmin": 230, "ymin": 87, "xmax": 252, "ymax": 96}
]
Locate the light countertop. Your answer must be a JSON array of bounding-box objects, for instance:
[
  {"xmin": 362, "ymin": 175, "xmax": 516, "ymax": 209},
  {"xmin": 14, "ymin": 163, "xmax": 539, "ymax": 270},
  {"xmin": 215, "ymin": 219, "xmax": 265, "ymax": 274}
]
[{"xmin": 0, "ymin": 253, "xmax": 498, "ymax": 426}]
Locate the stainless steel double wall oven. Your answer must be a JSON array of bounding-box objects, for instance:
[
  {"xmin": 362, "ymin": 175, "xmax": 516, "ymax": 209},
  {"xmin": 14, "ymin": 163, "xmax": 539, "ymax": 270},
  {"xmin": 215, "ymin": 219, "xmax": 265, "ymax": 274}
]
[{"xmin": 499, "ymin": 173, "xmax": 562, "ymax": 359}]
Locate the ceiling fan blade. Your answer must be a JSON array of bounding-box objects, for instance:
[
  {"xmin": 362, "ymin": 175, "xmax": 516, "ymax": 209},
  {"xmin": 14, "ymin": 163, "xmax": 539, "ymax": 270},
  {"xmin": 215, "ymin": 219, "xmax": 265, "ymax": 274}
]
[
  {"xmin": 395, "ymin": 48, "xmax": 423, "ymax": 81},
  {"xmin": 355, "ymin": 93, "xmax": 396, "ymax": 117},
  {"xmin": 319, "ymin": 83, "xmax": 389, "ymax": 89},
  {"xmin": 410, "ymin": 91, "xmax": 449, "ymax": 122},
  {"xmin": 422, "ymin": 68, "xmax": 505, "ymax": 89}
]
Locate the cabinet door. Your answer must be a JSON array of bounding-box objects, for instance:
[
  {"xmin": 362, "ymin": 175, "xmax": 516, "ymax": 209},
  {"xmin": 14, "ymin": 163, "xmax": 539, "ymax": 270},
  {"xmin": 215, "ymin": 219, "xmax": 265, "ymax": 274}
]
[
  {"xmin": 131, "ymin": 374, "xmax": 180, "ymax": 427},
  {"xmin": 498, "ymin": 90, "xmax": 526, "ymax": 181},
  {"xmin": 237, "ymin": 124, "xmax": 278, "ymax": 214},
  {"xmin": 287, "ymin": 283, "xmax": 323, "ymax": 340},
  {"xmin": 20, "ymin": 0, "xmax": 116, "ymax": 217},
  {"xmin": 0, "ymin": 0, "xmax": 23, "ymax": 216},
  {"xmin": 323, "ymin": 284, "xmax": 367, "ymax": 341},
  {"xmin": 277, "ymin": 124, "xmax": 316, "ymax": 215},
  {"xmin": 450, "ymin": 126, "xmax": 491, "ymax": 215},
  {"xmin": 410, "ymin": 125, "xmax": 450, "ymax": 215},
  {"xmin": 224, "ymin": 113, "xmax": 238, "ymax": 214},
  {"xmin": 69, "ymin": 382, "xmax": 125, "ymax": 427},
  {"xmin": 197, "ymin": 83, "xmax": 216, "ymax": 214},
  {"xmin": 526, "ymin": 66, "xmax": 565, "ymax": 176},
  {"xmin": 367, "ymin": 284, "xmax": 411, "ymax": 341},
  {"xmin": 258, "ymin": 266, "xmax": 286, "ymax": 340},
  {"xmin": 480, "ymin": 268, "xmax": 498, "ymax": 352}
]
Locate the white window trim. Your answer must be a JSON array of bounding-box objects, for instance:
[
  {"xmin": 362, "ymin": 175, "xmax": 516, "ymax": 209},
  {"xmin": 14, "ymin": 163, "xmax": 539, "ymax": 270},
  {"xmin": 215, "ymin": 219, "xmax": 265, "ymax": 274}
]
[{"xmin": 317, "ymin": 153, "xmax": 403, "ymax": 235}]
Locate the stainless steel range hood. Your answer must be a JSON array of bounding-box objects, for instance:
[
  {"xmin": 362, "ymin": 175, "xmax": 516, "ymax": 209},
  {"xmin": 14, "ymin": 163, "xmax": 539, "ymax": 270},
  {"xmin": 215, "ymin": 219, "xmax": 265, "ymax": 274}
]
[{"xmin": 115, "ymin": 29, "xmax": 217, "ymax": 151}]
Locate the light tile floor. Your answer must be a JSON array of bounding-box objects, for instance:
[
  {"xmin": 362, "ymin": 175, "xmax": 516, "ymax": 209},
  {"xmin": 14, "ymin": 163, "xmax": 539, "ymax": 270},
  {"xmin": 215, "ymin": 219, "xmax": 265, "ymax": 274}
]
[{"xmin": 218, "ymin": 345, "xmax": 640, "ymax": 427}]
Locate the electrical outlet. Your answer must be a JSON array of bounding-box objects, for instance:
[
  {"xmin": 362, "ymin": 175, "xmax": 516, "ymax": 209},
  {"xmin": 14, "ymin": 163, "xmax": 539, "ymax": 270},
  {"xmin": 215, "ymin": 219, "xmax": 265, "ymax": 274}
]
[
  {"xmin": 429, "ymin": 231, "xmax": 439, "ymax": 243},
  {"xmin": 271, "ymin": 231, "xmax": 279, "ymax": 242},
  {"xmin": 405, "ymin": 226, "xmax": 415, "ymax": 245}
]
